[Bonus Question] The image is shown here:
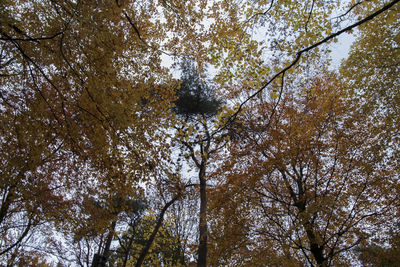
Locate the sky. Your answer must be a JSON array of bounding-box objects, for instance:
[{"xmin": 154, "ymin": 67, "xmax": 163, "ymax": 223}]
[{"xmin": 329, "ymin": 32, "xmax": 356, "ymax": 69}]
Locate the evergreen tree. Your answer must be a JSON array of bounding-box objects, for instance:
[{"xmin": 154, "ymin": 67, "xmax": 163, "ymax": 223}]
[{"xmin": 174, "ymin": 60, "xmax": 221, "ymax": 120}]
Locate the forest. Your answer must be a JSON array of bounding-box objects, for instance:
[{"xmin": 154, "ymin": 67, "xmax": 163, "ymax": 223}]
[{"xmin": 1, "ymin": 0, "xmax": 399, "ymax": 266}]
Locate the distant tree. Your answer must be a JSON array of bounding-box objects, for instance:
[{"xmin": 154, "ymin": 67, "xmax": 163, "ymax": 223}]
[
  {"xmin": 173, "ymin": 60, "xmax": 228, "ymax": 267},
  {"xmin": 174, "ymin": 60, "xmax": 222, "ymax": 120}
]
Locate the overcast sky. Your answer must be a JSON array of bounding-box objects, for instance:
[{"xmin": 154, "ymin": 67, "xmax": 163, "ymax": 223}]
[{"xmin": 329, "ymin": 32, "xmax": 356, "ymax": 69}]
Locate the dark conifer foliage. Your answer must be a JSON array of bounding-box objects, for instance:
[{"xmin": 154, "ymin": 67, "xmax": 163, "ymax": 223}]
[{"xmin": 174, "ymin": 60, "xmax": 222, "ymax": 120}]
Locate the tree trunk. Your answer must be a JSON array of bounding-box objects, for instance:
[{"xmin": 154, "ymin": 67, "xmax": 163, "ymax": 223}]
[
  {"xmin": 135, "ymin": 196, "xmax": 179, "ymax": 267},
  {"xmin": 0, "ymin": 186, "xmax": 15, "ymax": 225},
  {"xmin": 197, "ymin": 164, "xmax": 207, "ymax": 267},
  {"xmin": 287, "ymin": 171, "xmax": 327, "ymax": 267},
  {"xmin": 306, "ymin": 227, "xmax": 327, "ymax": 267},
  {"xmin": 92, "ymin": 220, "xmax": 116, "ymax": 267},
  {"xmin": 122, "ymin": 231, "xmax": 135, "ymax": 267}
]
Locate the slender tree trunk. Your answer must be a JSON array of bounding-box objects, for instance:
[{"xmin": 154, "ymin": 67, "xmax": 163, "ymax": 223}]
[
  {"xmin": 197, "ymin": 163, "xmax": 207, "ymax": 267},
  {"xmin": 135, "ymin": 196, "xmax": 179, "ymax": 267},
  {"xmin": 102, "ymin": 220, "xmax": 116, "ymax": 266},
  {"xmin": 122, "ymin": 231, "xmax": 135, "ymax": 267},
  {"xmin": 92, "ymin": 220, "xmax": 116, "ymax": 267},
  {"xmin": 0, "ymin": 186, "xmax": 15, "ymax": 225}
]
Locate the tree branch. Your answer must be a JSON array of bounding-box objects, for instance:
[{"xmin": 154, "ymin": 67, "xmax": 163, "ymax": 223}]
[
  {"xmin": 228, "ymin": 0, "xmax": 400, "ymax": 124},
  {"xmin": 135, "ymin": 195, "xmax": 179, "ymax": 267}
]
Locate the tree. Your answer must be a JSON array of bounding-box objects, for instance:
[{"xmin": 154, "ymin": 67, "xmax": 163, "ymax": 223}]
[
  {"xmin": 174, "ymin": 60, "xmax": 221, "ymax": 120},
  {"xmin": 203, "ymin": 2, "xmax": 400, "ymax": 264},
  {"xmin": 2, "ymin": 0, "xmax": 400, "ymax": 265},
  {"xmin": 109, "ymin": 209, "xmax": 187, "ymax": 267},
  {"xmin": 173, "ymin": 59, "xmax": 232, "ymax": 266},
  {"xmin": 0, "ymin": 0, "xmax": 207, "ymax": 264},
  {"xmin": 0, "ymin": 91, "xmax": 73, "ymax": 262},
  {"xmin": 356, "ymin": 205, "xmax": 400, "ymax": 266},
  {"xmin": 212, "ymin": 73, "xmax": 399, "ymax": 266},
  {"xmin": 340, "ymin": 3, "xmax": 400, "ymax": 265}
]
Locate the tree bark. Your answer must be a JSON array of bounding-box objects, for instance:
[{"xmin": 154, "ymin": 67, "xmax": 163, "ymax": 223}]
[
  {"xmin": 92, "ymin": 220, "xmax": 116, "ymax": 267},
  {"xmin": 197, "ymin": 163, "xmax": 207, "ymax": 267},
  {"xmin": 135, "ymin": 195, "xmax": 179, "ymax": 267},
  {"xmin": 122, "ymin": 231, "xmax": 135, "ymax": 267},
  {"xmin": 0, "ymin": 186, "xmax": 15, "ymax": 225}
]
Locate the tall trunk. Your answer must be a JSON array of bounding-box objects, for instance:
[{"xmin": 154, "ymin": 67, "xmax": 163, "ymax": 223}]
[
  {"xmin": 102, "ymin": 220, "xmax": 116, "ymax": 266},
  {"xmin": 305, "ymin": 224, "xmax": 327, "ymax": 267},
  {"xmin": 197, "ymin": 164, "xmax": 207, "ymax": 267},
  {"xmin": 283, "ymin": 168, "xmax": 327, "ymax": 267},
  {"xmin": 92, "ymin": 220, "xmax": 116, "ymax": 267},
  {"xmin": 135, "ymin": 196, "xmax": 179, "ymax": 267},
  {"xmin": 296, "ymin": 194, "xmax": 327, "ymax": 266},
  {"xmin": 0, "ymin": 186, "xmax": 15, "ymax": 225},
  {"xmin": 122, "ymin": 231, "xmax": 135, "ymax": 267}
]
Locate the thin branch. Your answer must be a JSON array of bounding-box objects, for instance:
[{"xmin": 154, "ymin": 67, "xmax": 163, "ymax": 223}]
[
  {"xmin": 243, "ymin": 0, "xmax": 275, "ymax": 25},
  {"xmin": 331, "ymin": 0, "xmax": 365, "ymax": 21},
  {"xmin": 134, "ymin": 195, "xmax": 178, "ymax": 267},
  {"xmin": 115, "ymin": 0, "xmax": 178, "ymax": 58},
  {"xmin": 0, "ymin": 219, "xmax": 32, "ymax": 256},
  {"xmin": 227, "ymin": 0, "xmax": 400, "ymax": 124},
  {"xmin": 305, "ymin": 0, "xmax": 316, "ymax": 32},
  {"xmin": 122, "ymin": 11, "xmax": 144, "ymax": 43},
  {"xmin": 0, "ymin": 30, "xmax": 63, "ymax": 43}
]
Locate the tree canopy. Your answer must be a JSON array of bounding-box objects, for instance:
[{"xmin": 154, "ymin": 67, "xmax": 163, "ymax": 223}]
[{"xmin": 1, "ymin": 0, "xmax": 399, "ymax": 266}]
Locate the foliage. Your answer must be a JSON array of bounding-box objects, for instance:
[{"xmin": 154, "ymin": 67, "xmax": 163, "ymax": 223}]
[
  {"xmin": 109, "ymin": 211, "xmax": 187, "ymax": 267},
  {"xmin": 357, "ymin": 245, "xmax": 400, "ymax": 267},
  {"xmin": 1, "ymin": 0, "xmax": 400, "ymax": 266},
  {"xmin": 341, "ymin": 0, "xmax": 400, "ymax": 153},
  {"xmin": 174, "ymin": 60, "xmax": 222, "ymax": 120},
  {"xmin": 209, "ymin": 72, "xmax": 399, "ymax": 266}
]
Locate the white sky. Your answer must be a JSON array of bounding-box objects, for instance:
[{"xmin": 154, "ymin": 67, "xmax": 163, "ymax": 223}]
[{"xmin": 329, "ymin": 32, "xmax": 356, "ymax": 69}]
